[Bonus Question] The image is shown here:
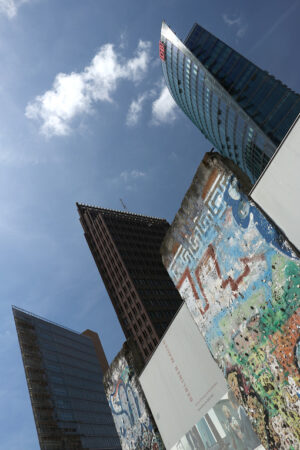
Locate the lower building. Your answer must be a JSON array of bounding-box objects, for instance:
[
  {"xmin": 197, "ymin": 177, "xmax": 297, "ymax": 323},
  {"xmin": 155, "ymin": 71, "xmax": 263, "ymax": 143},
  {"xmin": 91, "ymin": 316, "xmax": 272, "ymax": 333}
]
[{"xmin": 13, "ymin": 306, "xmax": 121, "ymax": 450}]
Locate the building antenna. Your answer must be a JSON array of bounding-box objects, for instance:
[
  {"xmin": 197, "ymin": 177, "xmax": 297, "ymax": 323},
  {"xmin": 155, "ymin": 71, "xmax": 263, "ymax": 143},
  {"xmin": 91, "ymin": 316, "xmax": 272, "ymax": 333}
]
[{"xmin": 120, "ymin": 198, "xmax": 128, "ymax": 211}]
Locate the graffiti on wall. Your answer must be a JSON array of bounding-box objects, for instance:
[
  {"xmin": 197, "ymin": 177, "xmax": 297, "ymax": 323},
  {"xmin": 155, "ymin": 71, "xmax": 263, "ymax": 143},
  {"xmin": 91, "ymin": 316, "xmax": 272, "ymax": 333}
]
[
  {"xmin": 106, "ymin": 354, "xmax": 164, "ymax": 450},
  {"xmin": 163, "ymin": 159, "xmax": 300, "ymax": 449}
]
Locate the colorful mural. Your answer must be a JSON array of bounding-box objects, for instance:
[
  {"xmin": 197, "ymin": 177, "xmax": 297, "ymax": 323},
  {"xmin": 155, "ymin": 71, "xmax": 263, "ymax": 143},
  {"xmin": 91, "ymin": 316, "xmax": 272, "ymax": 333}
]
[
  {"xmin": 104, "ymin": 344, "xmax": 164, "ymax": 450},
  {"xmin": 161, "ymin": 155, "xmax": 300, "ymax": 449}
]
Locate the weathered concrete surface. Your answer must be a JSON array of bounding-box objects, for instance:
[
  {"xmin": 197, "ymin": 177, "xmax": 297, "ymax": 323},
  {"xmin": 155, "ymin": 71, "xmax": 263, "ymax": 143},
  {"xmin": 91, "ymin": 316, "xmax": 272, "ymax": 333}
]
[
  {"xmin": 161, "ymin": 153, "xmax": 300, "ymax": 449},
  {"xmin": 103, "ymin": 340, "xmax": 165, "ymax": 450}
]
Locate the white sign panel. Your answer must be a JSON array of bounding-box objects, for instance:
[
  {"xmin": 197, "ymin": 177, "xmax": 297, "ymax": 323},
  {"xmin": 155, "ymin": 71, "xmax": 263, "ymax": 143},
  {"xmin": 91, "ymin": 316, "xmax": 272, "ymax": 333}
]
[
  {"xmin": 139, "ymin": 303, "xmax": 227, "ymax": 449},
  {"xmin": 251, "ymin": 114, "xmax": 300, "ymax": 251}
]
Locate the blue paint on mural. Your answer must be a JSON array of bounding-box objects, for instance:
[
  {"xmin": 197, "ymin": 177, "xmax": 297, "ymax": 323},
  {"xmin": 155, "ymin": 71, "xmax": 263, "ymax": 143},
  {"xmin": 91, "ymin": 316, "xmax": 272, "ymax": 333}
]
[
  {"xmin": 224, "ymin": 176, "xmax": 294, "ymax": 258},
  {"xmin": 106, "ymin": 357, "xmax": 164, "ymax": 450}
]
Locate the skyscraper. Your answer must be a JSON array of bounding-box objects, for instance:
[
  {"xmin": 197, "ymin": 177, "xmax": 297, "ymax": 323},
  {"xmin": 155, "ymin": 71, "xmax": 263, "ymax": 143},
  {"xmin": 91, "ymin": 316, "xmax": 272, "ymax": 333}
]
[
  {"xmin": 13, "ymin": 306, "xmax": 121, "ymax": 450},
  {"xmin": 77, "ymin": 204, "xmax": 183, "ymax": 363},
  {"xmin": 160, "ymin": 22, "xmax": 300, "ymax": 182}
]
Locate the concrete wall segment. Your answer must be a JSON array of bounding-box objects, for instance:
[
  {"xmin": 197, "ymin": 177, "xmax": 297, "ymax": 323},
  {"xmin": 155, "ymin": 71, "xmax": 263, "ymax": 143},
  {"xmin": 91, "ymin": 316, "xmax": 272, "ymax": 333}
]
[
  {"xmin": 161, "ymin": 153, "xmax": 300, "ymax": 449},
  {"xmin": 161, "ymin": 153, "xmax": 252, "ymax": 269},
  {"xmin": 103, "ymin": 341, "xmax": 164, "ymax": 450}
]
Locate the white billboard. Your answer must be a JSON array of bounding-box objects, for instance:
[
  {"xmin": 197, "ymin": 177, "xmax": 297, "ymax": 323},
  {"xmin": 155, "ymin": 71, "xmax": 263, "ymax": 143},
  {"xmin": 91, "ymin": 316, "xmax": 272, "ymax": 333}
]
[
  {"xmin": 251, "ymin": 114, "xmax": 300, "ymax": 251},
  {"xmin": 139, "ymin": 303, "xmax": 228, "ymax": 449}
]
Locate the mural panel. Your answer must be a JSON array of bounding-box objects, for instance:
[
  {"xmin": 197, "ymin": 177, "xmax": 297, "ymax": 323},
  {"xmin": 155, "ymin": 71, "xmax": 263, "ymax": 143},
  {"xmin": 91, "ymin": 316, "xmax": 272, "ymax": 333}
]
[
  {"xmin": 104, "ymin": 349, "xmax": 164, "ymax": 450},
  {"xmin": 162, "ymin": 155, "xmax": 300, "ymax": 449}
]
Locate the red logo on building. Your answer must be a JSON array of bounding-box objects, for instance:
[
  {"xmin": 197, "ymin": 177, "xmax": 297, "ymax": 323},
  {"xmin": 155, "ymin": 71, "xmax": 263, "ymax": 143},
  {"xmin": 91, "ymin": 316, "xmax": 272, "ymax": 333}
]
[{"xmin": 159, "ymin": 40, "xmax": 166, "ymax": 61}]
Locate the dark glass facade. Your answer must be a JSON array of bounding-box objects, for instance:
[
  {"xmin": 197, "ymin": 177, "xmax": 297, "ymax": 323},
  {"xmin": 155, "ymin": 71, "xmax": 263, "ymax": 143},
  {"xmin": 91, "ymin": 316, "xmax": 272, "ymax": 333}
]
[
  {"xmin": 160, "ymin": 22, "xmax": 300, "ymax": 182},
  {"xmin": 77, "ymin": 204, "xmax": 183, "ymax": 363},
  {"xmin": 13, "ymin": 306, "xmax": 121, "ymax": 450}
]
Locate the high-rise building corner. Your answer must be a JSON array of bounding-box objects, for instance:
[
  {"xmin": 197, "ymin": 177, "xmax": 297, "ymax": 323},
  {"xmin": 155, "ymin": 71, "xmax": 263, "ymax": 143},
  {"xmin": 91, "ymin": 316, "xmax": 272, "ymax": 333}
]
[
  {"xmin": 76, "ymin": 203, "xmax": 183, "ymax": 364},
  {"xmin": 159, "ymin": 21, "xmax": 300, "ymax": 182}
]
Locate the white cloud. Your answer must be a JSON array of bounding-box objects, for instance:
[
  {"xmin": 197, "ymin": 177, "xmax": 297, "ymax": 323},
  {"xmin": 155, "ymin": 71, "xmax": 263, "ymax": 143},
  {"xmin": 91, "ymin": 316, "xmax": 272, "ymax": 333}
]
[
  {"xmin": 26, "ymin": 40, "xmax": 152, "ymax": 137},
  {"xmin": 222, "ymin": 13, "xmax": 248, "ymax": 38},
  {"xmin": 222, "ymin": 14, "xmax": 240, "ymax": 27},
  {"xmin": 126, "ymin": 93, "xmax": 148, "ymax": 127},
  {"xmin": 119, "ymin": 30, "xmax": 128, "ymax": 49},
  {"xmin": 151, "ymin": 86, "xmax": 178, "ymax": 125},
  {"xmin": 0, "ymin": 0, "xmax": 30, "ymax": 18},
  {"xmin": 109, "ymin": 169, "xmax": 147, "ymax": 192},
  {"xmin": 0, "ymin": 0, "xmax": 16, "ymax": 17},
  {"xmin": 120, "ymin": 170, "xmax": 146, "ymax": 183}
]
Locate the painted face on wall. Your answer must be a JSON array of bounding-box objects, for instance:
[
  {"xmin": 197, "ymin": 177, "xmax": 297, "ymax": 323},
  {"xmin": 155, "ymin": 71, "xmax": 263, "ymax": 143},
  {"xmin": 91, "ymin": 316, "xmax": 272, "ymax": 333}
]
[{"xmin": 227, "ymin": 372, "xmax": 243, "ymax": 405}]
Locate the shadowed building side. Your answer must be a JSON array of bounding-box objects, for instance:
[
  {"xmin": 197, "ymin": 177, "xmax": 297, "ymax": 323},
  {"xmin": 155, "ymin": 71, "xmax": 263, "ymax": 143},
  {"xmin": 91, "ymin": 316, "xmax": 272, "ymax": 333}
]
[
  {"xmin": 82, "ymin": 329, "xmax": 109, "ymax": 374},
  {"xmin": 13, "ymin": 306, "xmax": 121, "ymax": 450},
  {"xmin": 77, "ymin": 204, "xmax": 183, "ymax": 364}
]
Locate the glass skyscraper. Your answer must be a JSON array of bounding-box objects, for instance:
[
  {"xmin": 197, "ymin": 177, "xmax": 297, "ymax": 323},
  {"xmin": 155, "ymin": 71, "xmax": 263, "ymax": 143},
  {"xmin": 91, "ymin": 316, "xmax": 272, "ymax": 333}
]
[
  {"xmin": 13, "ymin": 306, "xmax": 121, "ymax": 450},
  {"xmin": 160, "ymin": 22, "xmax": 300, "ymax": 182}
]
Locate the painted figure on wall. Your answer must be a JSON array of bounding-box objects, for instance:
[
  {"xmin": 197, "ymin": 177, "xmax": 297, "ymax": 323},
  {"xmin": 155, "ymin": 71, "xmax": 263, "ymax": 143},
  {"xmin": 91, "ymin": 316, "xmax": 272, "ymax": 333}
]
[
  {"xmin": 162, "ymin": 154, "xmax": 300, "ymax": 449},
  {"xmin": 105, "ymin": 354, "xmax": 164, "ymax": 450}
]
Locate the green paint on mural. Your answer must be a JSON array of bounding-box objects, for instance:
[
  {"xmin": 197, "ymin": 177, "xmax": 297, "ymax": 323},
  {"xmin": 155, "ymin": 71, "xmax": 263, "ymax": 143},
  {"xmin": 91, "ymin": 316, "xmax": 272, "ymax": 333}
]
[{"xmin": 260, "ymin": 256, "xmax": 300, "ymax": 336}]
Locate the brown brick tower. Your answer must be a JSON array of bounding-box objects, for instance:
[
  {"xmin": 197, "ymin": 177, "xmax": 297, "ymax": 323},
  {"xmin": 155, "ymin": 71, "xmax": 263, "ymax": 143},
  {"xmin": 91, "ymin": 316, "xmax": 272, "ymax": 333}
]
[{"xmin": 77, "ymin": 204, "xmax": 182, "ymax": 363}]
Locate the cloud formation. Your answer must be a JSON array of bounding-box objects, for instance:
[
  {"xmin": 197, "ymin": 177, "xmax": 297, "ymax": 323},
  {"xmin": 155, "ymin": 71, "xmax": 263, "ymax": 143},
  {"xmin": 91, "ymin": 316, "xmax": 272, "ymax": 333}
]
[
  {"xmin": 0, "ymin": 0, "xmax": 16, "ymax": 17},
  {"xmin": 222, "ymin": 13, "xmax": 248, "ymax": 38},
  {"xmin": 151, "ymin": 86, "xmax": 178, "ymax": 125},
  {"xmin": 26, "ymin": 40, "xmax": 151, "ymax": 137},
  {"xmin": 120, "ymin": 170, "xmax": 146, "ymax": 183},
  {"xmin": 126, "ymin": 93, "xmax": 148, "ymax": 127},
  {"xmin": 0, "ymin": 0, "xmax": 29, "ymax": 18}
]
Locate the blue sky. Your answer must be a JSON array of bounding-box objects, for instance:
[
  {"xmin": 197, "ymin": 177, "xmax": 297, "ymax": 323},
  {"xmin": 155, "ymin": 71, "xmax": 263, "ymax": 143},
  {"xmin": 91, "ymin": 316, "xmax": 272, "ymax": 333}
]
[{"xmin": 0, "ymin": 0, "xmax": 300, "ymax": 447}]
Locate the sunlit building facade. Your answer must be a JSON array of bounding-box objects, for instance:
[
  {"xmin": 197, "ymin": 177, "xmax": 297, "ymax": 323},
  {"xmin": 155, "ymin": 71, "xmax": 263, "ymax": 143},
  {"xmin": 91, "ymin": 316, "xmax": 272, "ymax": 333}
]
[
  {"xmin": 13, "ymin": 306, "xmax": 121, "ymax": 450},
  {"xmin": 160, "ymin": 22, "xmax": 300, "ymax": 182}
]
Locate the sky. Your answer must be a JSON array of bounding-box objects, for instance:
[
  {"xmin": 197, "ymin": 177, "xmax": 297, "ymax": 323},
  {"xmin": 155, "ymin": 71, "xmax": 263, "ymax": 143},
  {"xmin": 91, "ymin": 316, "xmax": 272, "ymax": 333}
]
[{"xmin": 0, "ymin": 0, "xmax": 300, "ymax": 448}]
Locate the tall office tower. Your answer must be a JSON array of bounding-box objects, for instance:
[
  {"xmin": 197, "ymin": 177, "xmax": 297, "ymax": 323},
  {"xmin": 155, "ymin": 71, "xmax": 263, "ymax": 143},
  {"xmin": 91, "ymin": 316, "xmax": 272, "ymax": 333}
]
[
  {"xmin": 13, "ymin": 306, "xmax": 121, "ymax": 450},
  {"xmin": 160, "ymin": 22, "xmax": 300, "ymax": 182},
  {"xmin": 77, "ymin": 204, "xmax": 183, "ymax": 363}
]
